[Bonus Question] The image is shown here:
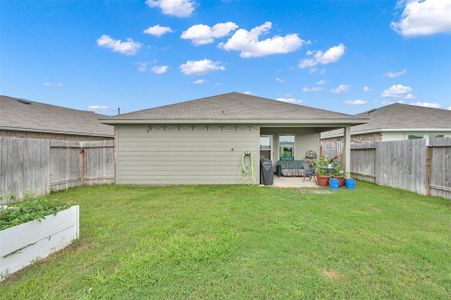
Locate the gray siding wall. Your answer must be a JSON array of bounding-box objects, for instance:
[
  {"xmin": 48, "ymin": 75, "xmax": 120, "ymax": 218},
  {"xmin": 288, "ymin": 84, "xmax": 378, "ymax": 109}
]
[{"xmin": 116, "ymin": 125, "xmax": 260, "ymax": 184}]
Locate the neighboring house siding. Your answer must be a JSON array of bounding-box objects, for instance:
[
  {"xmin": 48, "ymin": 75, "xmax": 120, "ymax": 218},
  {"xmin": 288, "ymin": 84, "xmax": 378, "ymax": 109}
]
[
  {"xmin": 382, "ymin": 131, "xmax": 451, "ymax": 141},
  {"xmin": 0, "ymin": 129, "xmax": 112, "ymax": 141},
  {"xmin": 116, "ymin": 124, "xmax": 260, "ymax": 184},
  {"xmin": 321, "ymin": 131, "xmax": 451, "ymax": 157},
  {"xmin": 260, "ymin": 127, "xmax": 320, "ymax": 160}
]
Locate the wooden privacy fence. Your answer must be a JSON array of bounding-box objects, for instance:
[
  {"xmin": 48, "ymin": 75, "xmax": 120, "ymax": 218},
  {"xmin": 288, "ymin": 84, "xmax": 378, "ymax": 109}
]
[
  {"xmin": 0, "ymin": 137, "xmax": 114, "ymax": 198},
  {"xmin": 350, "ymin": 138, "xmax": 451, "ymax": 199},
  {"xmin": 321, "ymin": 140, "xmax": 344, "ymax": 160}
]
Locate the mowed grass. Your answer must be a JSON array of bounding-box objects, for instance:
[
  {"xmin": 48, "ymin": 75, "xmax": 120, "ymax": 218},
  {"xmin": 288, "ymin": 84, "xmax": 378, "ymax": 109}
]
[{"xmin": 1, "ymin": 182, "xmax": 450, "ymax": 299}]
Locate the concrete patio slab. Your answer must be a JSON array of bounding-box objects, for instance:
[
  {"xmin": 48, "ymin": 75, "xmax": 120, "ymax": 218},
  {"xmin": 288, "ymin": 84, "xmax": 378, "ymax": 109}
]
[{"xmin": 272, "ymin": 176, "xmax": 319, "ymax": 188}]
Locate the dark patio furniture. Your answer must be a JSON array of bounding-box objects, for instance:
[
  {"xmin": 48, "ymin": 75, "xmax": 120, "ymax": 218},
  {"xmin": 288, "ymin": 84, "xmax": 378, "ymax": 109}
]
[
  {"xmin": 302, "ymin": 162, "xmax": 315, "ymax": 181},
  {"xmin": 275, "ymin": 160, "xmax": 306, "ymax": 177}
]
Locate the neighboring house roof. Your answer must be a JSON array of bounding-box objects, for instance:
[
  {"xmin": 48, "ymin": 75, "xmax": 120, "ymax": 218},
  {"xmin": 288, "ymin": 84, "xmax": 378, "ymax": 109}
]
[
  {"xmin": 101, "ymin": 92, "xmax": 367, "ymax": 125},
  {"xmin": 0, "ymin": 95, "xmax": 114, "ymax": 137},
  {"xmin": 321, "ymin": 103, "xmax": 451, "ymax": 139}
]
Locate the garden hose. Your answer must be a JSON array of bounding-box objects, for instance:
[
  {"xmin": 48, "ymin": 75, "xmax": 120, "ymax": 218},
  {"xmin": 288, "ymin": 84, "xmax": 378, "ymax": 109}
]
[{"xmin": 240, "ymin": 152, "xmax": 255, "ymax": 184}]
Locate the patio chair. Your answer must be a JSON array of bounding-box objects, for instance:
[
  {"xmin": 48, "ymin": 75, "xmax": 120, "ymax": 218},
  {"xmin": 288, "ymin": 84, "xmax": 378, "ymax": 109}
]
[{"xmin": 302, "ymin": 162, "xmax": 315, "ymax": 181}]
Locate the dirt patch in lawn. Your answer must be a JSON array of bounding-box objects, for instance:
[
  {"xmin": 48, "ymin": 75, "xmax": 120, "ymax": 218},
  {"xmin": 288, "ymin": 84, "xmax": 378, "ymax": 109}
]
[{"xmin": 323, "ymin": 270, "xmax": 341, "ymax": 280}]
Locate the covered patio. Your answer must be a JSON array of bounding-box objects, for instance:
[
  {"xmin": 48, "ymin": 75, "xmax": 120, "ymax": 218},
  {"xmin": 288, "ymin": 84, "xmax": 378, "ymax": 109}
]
[{"xmin": 259, "ymin": 125, "xmax": 355, "ymax": 186}]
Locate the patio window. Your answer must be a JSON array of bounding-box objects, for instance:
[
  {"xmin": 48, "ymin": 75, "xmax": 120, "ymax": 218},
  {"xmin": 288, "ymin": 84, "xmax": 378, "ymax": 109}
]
[
  {"xmin": 279, "ymin": 135, "xmax": 295, "ymax": 161},
  {"xmin": 260, "ymin": 135, "xmax": 272, "ymax": 160}
]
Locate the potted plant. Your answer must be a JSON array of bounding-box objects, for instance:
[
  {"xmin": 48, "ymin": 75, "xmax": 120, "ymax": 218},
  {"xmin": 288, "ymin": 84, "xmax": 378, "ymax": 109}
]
[
  {"xmin": 332, "ymin": 164, "xmax": 345, "ymax": 187},
  {"xmin": 313, "ymin": 155, "xmax": 330, "ymax": 186}
]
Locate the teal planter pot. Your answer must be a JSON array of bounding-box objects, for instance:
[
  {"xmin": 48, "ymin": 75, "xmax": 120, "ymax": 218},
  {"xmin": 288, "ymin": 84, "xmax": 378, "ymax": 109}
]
[
  {"xmin": 345, "ymin": 178, "xmax": 355, "ymax": 189},
  {"xmin": 329, "ymin": 177, "xmax": 340, "ymax": 190}
]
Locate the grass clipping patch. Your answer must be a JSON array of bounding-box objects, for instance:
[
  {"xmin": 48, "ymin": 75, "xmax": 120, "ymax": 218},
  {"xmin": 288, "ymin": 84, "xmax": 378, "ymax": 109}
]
[{"xmin": 0, "ymin": 194, "xmax": 71, "ymax": 231}]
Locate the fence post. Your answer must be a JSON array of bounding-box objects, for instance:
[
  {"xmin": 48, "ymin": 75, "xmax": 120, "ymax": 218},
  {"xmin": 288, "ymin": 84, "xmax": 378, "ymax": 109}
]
[
  {"xmin": 79, "ymin": 147, "xmax": 85, "ymax": 185},
  {"xmin": 425, "ymin": 138, "xmax": 432, "ymax": 196}
]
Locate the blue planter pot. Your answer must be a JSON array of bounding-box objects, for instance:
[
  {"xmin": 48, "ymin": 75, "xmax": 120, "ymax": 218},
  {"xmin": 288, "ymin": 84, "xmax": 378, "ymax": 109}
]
[
  {"xmin": 345, "ymin": 178, "xmax": 355, "ymax": 189},
  {"xmin": 329, "ymin": 177, "xmax": 340, "ymax": 190}
]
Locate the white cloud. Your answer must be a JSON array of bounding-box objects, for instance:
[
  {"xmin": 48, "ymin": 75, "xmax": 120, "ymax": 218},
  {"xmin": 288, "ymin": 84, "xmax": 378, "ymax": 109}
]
[
  {"xmin": 137, "ymin": 62, "xmax": 150, "ymax": 72},
  {"xmin": 275, "ymin": 77, "xmax": 285, "ymax": 83},
  {"xmin": 179, "ymin": 59, "xmax": 225, "ymax": 75},
  {"xmin": 276, "ymin": 97, "xmax": 303, "ymax": 105},
  {"xmin": 143, "ymin": 25, "xmax": 173, "ymax": 36},
  {"xmin": 345, "ymin": 99, "xmax": 367, "ymax": 105},
  {"xmin": 385, "ymin": 69, "xmax": 407, "ymax": 78},
  {"xmin": 302, "ymin": 86, "xmax": 323, "ymax": 92},
  {"xmin": 43, "ymin": 82, "xmax": 63, "ymax": 88},
  {"xmin": 298, "ymin": 43, "xmax": 346, "ymax": 69},
  {"xmin": 331, "ymin": 84, "xmax": 350, "ymax": 94},
  {"xmin": 381, "ymin": 84, "xmax": 415, "ymax": 99},
  {"xmin": 146, "ymin": 0, "xmax": 195, "ymax": 17},
  {"xmin": 88, "ymin": 105, "xmax": 108, "ymax": 112},
  {"xmin": 316, "ymin": 79, "xmax": 328, "ymax": 85},
  {"xmin": 220, "ymin": 22, "xmax": 304, "ymax": 58},
  {"xmin": 448, "ymin": 106, "xmax": 451, "ymax": 110},
  {"xmin": 151, "ymin": 65, "xmax": 169, "ymax": 74},
  {"xmin": 363, "ymin": 85, "xmax": 371, "ymax": 92},
  {"xmin": 391, "ymin": 0, "xmax": 451, "ymax": 36},
  {"xmin": 409, "ymin": 101, "xmax": 441, "ymax": 108},
  {"xmin": 193, "ymin": 79, "xmax": 205, "ymax": 84},
  {"xmin": 181, "ymin": 22, "xmax": 238, "ymax": 45},
  {"xmin": 243, "ymin": 91, "xmax": 253, "ymax": 95},
  {"xmin": 97, "ymin": 34, "xmax": 141, "ymax": 55}
]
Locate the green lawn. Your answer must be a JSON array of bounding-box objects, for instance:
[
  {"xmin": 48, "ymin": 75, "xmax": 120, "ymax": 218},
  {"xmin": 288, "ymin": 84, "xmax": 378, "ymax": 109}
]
[{"xmin": 1, "ymin": 182, "xmax": 450, "ymax": 299}]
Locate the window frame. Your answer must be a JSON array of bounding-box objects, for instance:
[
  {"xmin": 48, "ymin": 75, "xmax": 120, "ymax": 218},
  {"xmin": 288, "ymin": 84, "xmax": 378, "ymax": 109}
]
[
  {"xmin": 278, "ymin": 134, "xmax": 295, "ymax": 161},
  {"xmin": 259, "ymin": 135, "xmax": 273, "ymax": 161}
]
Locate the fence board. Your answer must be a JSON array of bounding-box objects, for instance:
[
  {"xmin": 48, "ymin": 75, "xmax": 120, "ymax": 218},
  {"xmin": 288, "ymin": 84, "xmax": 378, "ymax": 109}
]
[
  {"xmin": 375, "ymin": 139, "xmax": 427, "ymax": 195},
  {"xmin": 429, "ymin": 137, "xmax": 451, "ymax": 199},
  {"xmin": 0, "ymin": 137, "xmax": 114, "ymax": 198},
  {"xmin": 350, "ymin": 145, "xmax": 376, "ymax": 182},
  {"xmin": 347, "ymin": 138, "xmax": 450, "ymax": 199},
  {"xmin": 0, "ymin": 138, "xmax": 49, "ymax": 199}
]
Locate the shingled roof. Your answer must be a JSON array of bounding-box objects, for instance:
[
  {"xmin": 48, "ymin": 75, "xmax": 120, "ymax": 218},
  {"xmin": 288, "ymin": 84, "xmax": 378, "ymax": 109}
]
[
  {"xmin": 321, "ymin": 103, "xmax": 451, "ymax": 138},
  {"xmin": 0, "ymin": 95, "xmax": 113, "ymax": 137},
  {"xmin": 101, "ymin": 92, "xmax": 366, "ymax": 125}
]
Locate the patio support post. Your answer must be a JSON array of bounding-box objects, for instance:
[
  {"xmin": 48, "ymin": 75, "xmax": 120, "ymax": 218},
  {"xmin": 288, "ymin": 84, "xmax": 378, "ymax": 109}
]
[{"xmin": 344, "ymin": 126, "xmax": 351, "ymax": 176}]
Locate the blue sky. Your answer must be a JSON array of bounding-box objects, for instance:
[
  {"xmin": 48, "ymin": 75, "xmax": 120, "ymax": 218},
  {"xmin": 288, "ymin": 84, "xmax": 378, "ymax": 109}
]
[{"xmin": 1, "ymin": 0, "xmax": 450, "ymax": 115}]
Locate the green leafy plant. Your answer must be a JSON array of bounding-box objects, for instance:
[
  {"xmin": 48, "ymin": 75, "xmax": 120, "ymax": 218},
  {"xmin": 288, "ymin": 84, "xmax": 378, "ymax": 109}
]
[
  {"xmin": 332, "ymin": 163, "xmax": 345, "ymax": 177},
  {"xmin": 313, "ymin": 155, "xmax": 330, "ymax": 176},
  {"xmin": 0, "ymin": 193, "xmax": 71, "ymax": 231}
]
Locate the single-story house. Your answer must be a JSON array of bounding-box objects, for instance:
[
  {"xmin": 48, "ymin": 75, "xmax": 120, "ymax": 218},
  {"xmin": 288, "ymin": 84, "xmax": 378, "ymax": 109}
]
[
  {"xmin": 0, "ymin": 95, "xmax": 114, "ymax": 140},
  {"xmin": 321, "ymin": 103, "xmax": 451, "ymax": 146},
  {"xmin": 101, "ymin": 92, "xmax": 367, "ymax": 185}
]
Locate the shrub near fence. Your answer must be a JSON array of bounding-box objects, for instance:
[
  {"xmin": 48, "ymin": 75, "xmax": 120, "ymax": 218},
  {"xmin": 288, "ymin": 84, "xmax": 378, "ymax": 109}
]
[
  {"xmin": 0, "ymin": 137, "xmax": 114, "ymax": 198},
  {"xmin": 349, "ymin": 138, "xmax": 451, "ymax": 199}
]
